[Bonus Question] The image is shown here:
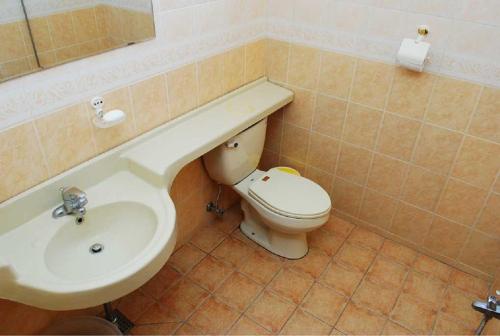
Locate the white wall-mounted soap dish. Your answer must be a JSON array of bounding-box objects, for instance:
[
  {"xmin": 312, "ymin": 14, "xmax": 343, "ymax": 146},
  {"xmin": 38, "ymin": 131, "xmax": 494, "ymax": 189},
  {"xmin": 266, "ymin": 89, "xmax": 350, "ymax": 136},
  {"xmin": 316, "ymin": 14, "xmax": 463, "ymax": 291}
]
[{"xmin": 91, "ymin": 96, "xmax": 126, "ymax": 128}]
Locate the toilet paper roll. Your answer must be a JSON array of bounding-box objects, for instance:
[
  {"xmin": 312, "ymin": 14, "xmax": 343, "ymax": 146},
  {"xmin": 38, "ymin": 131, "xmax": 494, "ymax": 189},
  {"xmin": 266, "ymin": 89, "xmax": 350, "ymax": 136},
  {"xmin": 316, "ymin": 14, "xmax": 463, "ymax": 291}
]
[{"xmin": 396, "ymin": 38, "xmax": 430, "ymax": 72}]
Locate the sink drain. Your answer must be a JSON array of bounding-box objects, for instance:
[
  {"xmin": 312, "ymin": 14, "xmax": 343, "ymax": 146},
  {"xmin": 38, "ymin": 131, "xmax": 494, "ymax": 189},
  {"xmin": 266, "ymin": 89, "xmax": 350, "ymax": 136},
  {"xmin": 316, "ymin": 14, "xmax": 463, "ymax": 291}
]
[{"xmin": 89, "ymin": 243, "xmax": 104, "ymax": 254}]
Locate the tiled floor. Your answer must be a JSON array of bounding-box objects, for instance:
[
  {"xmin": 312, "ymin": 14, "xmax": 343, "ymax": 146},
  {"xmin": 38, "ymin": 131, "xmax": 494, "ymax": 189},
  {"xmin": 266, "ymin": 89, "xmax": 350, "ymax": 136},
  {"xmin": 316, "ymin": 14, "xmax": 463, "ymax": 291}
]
[{"xmin": 116, "ymin": 207, "xmax": 493, "ymax": 335}]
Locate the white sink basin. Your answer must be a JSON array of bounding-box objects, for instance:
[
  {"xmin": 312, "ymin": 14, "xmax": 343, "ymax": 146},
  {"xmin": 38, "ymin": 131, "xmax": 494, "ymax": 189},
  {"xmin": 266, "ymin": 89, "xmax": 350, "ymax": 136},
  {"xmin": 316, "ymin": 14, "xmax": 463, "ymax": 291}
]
[{"xmin": 45, "ymin": 202, "xmax": 157, "ymax": 281}]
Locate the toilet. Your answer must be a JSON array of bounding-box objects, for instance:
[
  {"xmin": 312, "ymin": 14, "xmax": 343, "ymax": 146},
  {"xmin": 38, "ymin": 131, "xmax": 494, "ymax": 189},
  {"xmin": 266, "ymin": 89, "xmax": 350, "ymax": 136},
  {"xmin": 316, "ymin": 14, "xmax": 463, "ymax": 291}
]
[{"xmin": 203, "ymin": 118, "xmax": 331, "ymax": 259}]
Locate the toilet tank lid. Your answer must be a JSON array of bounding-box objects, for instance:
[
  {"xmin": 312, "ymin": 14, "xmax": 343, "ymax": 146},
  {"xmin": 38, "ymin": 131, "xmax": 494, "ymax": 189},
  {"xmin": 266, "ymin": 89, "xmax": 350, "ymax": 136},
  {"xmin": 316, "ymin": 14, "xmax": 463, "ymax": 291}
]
[{"xmin": 248, "ymin": 168, "xmax": 331, "ymax": 219}]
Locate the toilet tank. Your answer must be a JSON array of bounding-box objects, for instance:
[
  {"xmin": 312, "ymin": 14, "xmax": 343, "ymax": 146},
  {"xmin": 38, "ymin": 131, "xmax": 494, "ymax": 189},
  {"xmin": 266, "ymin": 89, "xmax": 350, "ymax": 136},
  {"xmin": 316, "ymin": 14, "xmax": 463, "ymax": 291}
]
[{"xmin": 203, "ymin": 118, "xmax": 267, "ymax": 185}]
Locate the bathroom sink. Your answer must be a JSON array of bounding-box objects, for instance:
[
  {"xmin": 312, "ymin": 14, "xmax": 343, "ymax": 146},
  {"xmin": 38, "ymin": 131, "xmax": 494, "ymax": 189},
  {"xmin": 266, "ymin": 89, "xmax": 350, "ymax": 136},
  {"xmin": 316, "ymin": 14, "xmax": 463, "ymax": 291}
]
[{"xmin": 45, "ymin": 202, "xmax": 157, "ymax": 281}]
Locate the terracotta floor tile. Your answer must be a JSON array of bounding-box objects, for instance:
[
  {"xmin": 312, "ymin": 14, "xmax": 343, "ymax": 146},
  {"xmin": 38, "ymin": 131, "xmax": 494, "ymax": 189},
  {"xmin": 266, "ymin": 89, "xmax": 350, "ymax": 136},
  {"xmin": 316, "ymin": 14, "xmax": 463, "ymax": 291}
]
[
  {"xmin": 441, "ymin": 287, "xmax": 484, "ymax": 329},
  {"xmin": 449, "ymin": 270, "xmax": 490, "ymax": 298},
  {"xmin": 215, "ymin": 272, "xmax": 263, "ymax": 311},
  {"xmin": 189, "ymin": 224, "xmax": 227, "ymax": 253},
  {"xmin": 116, "ymin": 290, "xmax": 155, "ymax": 322},
  {"xmin": 281, "ymin": 309, "xmax": 333, "ymax": 335},
  {"xmin": 211, "ymin": 236, "xmax": 254, "ymax": 267},
  {"xmin": 402, "ymin": 271, "xmax": 447, "ymax": 307},
  {"xmin": 239, "ymin": 250, "xmax": 282, "ymax": 285},
  {"xmin": 136, "ymin": 303, "xmax": 179, "ymax": 324},
  {"xmin": 160, "ymin": 279, "xmax": 210, "ymax": 320},
  {"xmin": 330, "ymin": 328, "xmax": 345, "ymax": 335},
  {"xmin": 288, "ymin": 247, "xmax": 331, "ymax": 278},
  {"xmin": 379, "ymin": 240, "xmax": 418, "ymax": 267},
  {"xmin": 187, "ymin": 297, "xmax": 240, "ymax": 334},
  {"xmin": 269, "ymin": 268, "xmax": 314, "ymax": 304},
  {"xmin": 335, "ymin": 302, "xmax": 386, "ymax": 335},
  {"xmin": 228, "ymin": 316, "xmax": 272, "ymax": 335},
  {"xmin": 140, "ymin": 264, "xmax": 182, "ymax": 299},
  {"xmin": 413, "ymin": 254, "xmax": 452, "ymax": 282},
  {"xmin": 174, "ymin": 322, "xmax": 201, "ymax": 335},
  {"xmin": 308, "ymin": 229, "xmax": 345, "ymax": 256},
  {"xmin": 131, "ymin": 322, "xmax": 179, "ymax": 335},
  {"xmin": 167, "ymin": 244, "xmax": 206, "ymax": 274},
  {"xmin": 366, "ymin": 256, "xmax": 408, "ymax": 289},
  {"xmin": 390, "ymin": 294, "xmax": 437, "ymax": 334},
  {"xmin": 302, "ymin": 282, "xmax": 349, "ymax": 325},
  {"xmin": 231, "ymin": 229, "xmax": 260, "ymax": 249},
  {"xmin": 188, "ymin": 255, "xmax": 234, "ymax": 292},
  {"xmin": 323, "ymin": 216, "xmax": 355, "ymax": 238},
  {"xmin": 382, "ymin": 320, "xmax": 413, "ymax": 335},
  {"xmin": 352, "ymin": 279, "xmax": 400, "ymax": 316},
  {"xmin": 433, "ymin": 313, "xmax": 476, "ymax": 335},
  {"xmin": 347, "ymin": 227, "xmax": 385, "ymax": 251},
  {"xmin": 321, "ymin": 261, "xmax": 364, "ymax": 297},
  {"xmin": 335, "ymin": 243, "xmax": 377, "ymax": 273},
  {"xmin": 246, "ymin": 290, "xmax": 296, "ymax": 333}
]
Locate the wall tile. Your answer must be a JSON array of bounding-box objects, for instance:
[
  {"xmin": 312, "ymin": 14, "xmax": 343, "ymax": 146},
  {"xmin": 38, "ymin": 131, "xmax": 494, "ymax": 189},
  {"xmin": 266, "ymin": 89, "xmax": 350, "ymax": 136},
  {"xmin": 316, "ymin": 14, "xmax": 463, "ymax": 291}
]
[
  {"xmin": 359, "ymin": 189, "xmax": 397, "ymax": 229},
  {"xmin": 318, "ymin": 51, "xmax": 355, "ymax": 99},
  {"xmin": 413, "ymin": 124, "xmax": 463, "ymax": 174},
  {"xmin": 423, "ymin": 217, "xmax": 470, "ymax": 259},
  {"xmin": 459, "ymin": 231, "xmax": 500, "ymax": 275},
  {"xmin": 312, "ymin": 95, "xmax": 347, "ymax": 138},
  {"xmin": 343, "ymin": 103, "xmax": 382, "ymax": 149},
  {"xmin": 47, "ymin": 13, "xmax": 77, "ymax": 49},
  {"xmin": 130, "ymin": 75, "xmax": 170, "ymax": 134},
  {"xmin": 223, "ymin": 47, "xmax": 245, "ymax": 93},
  {"xmin": 167, "ymin": 63, "xmax": 198, "ymax": 118},
  {"xmin": 331, "ymin": 178, "xmax": 364, "ymax": 216},
  {"xmin": 402, "ymin": 166, "xmax": 446, "ymax": 211},
  {"xmin": 426, "ymin": 77, "xmax": 481, "ymax": 131},
  {"xmin": 351, "ymin": 60, "xmax": 393, "ymax": 109},
  {"xmin": 336, "ymin": 143, "xmax": 372, "ymax": 185},
  {"xmin": 451, "ymin": 136, "xmax": 500, "ymax": 189},
  {"xmin": 304, "ymin": 166, "xmax": 333, "ymax": 193},
  {"xmin": 264, "ymin": 117, "xmax": 282, "ymax": 153},
  {"xmin": 390, "ymin": 203, "xmax": 433, "ymax": 245},
  {"xmin": 436, "ymin": 178, "xmax": 488, "ymax": 226},
  {"xmin": 281, "ymin": 123, "xmax": 310, "ymax": 163},
  {"xmin": 198, "ymin": 54, "xmax": 224, "ymax": 105},
  {"xmin": 377, "ymin": 114, "xmax": 421, "ymax": 161},
  {"xmin": 306, "ymin": 133, "xmax": 339, "ymax": 173},
  {"xmin": 35, "ymin": 104, "xmax": 95, "ymax": 176},
  {"xmin": 367, "ymin": 154, "xmax": 408, "ymax": 197},
  {"xmin": 476, "ymin": 193, "xmax": 500, "ymax": 239},
  {"xmin": 387, "ymin": 69, "xmax": 435, "ymax": 120},
  {"xmin": 266, "ymin": 39, "xmax": 289, "ymax": 83},
  {"xmin": 282, "ymin": 87, "xmax": 315, "ymax": 129},
  {"xmin": 287, "ymin": 44, "xmax": 320, "ymax": 90},
  {"xmin": 245, "ymin": 39, "xmax": 266, "ymax": 82},
  {"xmin": 468, "ymin": 87, "xmax": 500, "ymax": 143}
]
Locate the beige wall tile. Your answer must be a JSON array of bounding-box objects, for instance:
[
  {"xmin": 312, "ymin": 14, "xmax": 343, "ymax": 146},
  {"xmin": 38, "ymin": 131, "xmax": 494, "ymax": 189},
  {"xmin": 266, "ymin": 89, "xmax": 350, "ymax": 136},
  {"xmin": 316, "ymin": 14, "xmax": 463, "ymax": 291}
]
[
  {"xmin": 423, "ymin": 217, "xmax": 470, "ymax": 259},
  {"xmin": 436, "ymin": 178, "xmax": 488, "ymax": 226},
  {"xmin": 287, "ymin": 44, "xmax": 320, "ymax": 90},
  {"xmin": 29, "ymin": 17, "xmax": 54, "ymax": 53},
  {"xmin": 318, "ymin": 51, "xmax": 355, "ymax": 99},
  {"xmin": 89, "ymin": 87, "xmax": 137, "ymax": 153},
  {"xmin": 282, "ymin": 86, "xmax": 315, "ymax": 129},
  {"xmin": 367, "ymin": 154, "xmax": 408, "ymax": 197},
  {"xmin": 390, "ymin": 203, "xmax": 433, "ymax": 244},
  {"xmin": 72, "ymin": 8, "xmax": 99, "ymax": 43},
  {"xmin": 198, "ymin": 54, "xmax": 224, "ymax": 105},
  {"xmin": 387, "ymin": 69, "xmax": 435, "ymax": 120},
  {"xmin": 259, "ymin": 149, "xmax": 279, "ymax": 171},
  {"xmin": 35, "ymin": 104, "xmax": 95, "ymax": 176},
  {"xmin": 331, "ymin": 178, "xmax": 363, "ymax": 216},
  {"xmin": 279, "ymin": 155, "xmax": 306, "ymax": 175},
  {"xmin": 377, "ymin": 114, "xmax": 421, "ymax": 161},
  {"xmin": 459, "ymin": 231, "xmax": 500, "ymax": 275},
  {"xmin": 222, "ymin": 47, "xmax": 245, "ymax": 93},
  {"xmin": 264, "ymin": 117, "xmax": 282, "ymax": 153},
  {"xmin": 343, "ymin": 103, "xmax": 382, "ymax": 149},
  {"xmin": 304, "ymin": 166, "xmax": 333, "ymax": 193},
  {"xmin": 426, "ymin": 77, "xmax": 481, "ymax": 131},
  {"xmin": 0, "ymin": 22, "xmax": 31, "ymax": 62},
  {"xmin": 468, "ymin": 87, "xmax": 500, "ymax": 143},
  {"xmin": 451, "ymin": 136, "xmax": 500, "ymax": 189},
  {"xmin": 130, "ymin": 75, "xmax": 169, "ymax": 134},
  {"xmin": 359, "ymin": 189, "xmax": 397, "ymax": 229},
  {"xmin": 476, "ymin": 193, "xmax": 500, "ymax": 239},
  {"xmin": 351, "ymin": 60, "xmax": 393, "ymax": 109},
  {"xmin": 266, "ymin": 39, "xmax": 289, "ymax": 83},
  {"xmin": 402, "ymin": 166, "xmax": 446, "ymax": 211},
  {"xmin": 245, "ymin": 39, "xmax": 266, "ymax": 82},
  {"xmin": 0, "ymin": 123, "xmax": 48, "ymax": 202},
  {"xmin": 167, "ymin": 63, "xmax": 198, "ymax": 118},
  {"xmin": 47, "ymin": 13, "xmax": 77, "ymax": 48},
  {"xmin": 312, "ymin": 95, "xmax": 347, "ymax": 138},
  {"xmin": 281, "ymin": 123, "xmax": 310, "ymax": 163},
  {"xmin": 413, "ymin": 124, "xmax": 463, "ymax": 174},
  {"xmin": 336, "ymin": 143, "xmax": 372, "ymax": 185},
  {"xmin": 306, "ymin": 133, "xmax": 339, "ymax": 172}
]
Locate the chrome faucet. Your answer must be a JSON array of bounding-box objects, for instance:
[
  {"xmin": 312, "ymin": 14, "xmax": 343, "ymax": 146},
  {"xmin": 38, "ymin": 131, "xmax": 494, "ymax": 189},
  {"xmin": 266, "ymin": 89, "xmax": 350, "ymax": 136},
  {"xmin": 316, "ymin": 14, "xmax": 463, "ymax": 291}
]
[{"xmin": 52, "ymin": 187, "xmax": 88, "ymax": 224}]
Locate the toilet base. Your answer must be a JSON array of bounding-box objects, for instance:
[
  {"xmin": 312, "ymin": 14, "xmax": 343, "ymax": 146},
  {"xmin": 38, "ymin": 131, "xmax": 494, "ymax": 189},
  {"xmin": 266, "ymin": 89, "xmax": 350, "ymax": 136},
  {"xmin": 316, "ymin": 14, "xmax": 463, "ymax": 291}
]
[{"xmin": 240, "ymin": 200, "xmax": 308, "ymax": 259}]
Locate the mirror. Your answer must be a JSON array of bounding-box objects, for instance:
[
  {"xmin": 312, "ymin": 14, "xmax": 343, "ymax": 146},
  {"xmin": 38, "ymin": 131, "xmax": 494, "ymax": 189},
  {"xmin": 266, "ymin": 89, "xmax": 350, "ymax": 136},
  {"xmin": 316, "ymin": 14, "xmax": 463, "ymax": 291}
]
[{"xmin": 0, "ymin": 0, "xmax": 155, "ymax": 83}]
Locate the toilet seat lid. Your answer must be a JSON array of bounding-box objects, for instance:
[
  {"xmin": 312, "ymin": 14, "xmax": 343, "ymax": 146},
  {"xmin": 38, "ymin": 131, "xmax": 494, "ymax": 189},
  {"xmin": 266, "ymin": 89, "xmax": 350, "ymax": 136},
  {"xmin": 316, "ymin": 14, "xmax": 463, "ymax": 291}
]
[{"xmin": 249, "ymin": 168, "xmax": 331, "ymax": 219}]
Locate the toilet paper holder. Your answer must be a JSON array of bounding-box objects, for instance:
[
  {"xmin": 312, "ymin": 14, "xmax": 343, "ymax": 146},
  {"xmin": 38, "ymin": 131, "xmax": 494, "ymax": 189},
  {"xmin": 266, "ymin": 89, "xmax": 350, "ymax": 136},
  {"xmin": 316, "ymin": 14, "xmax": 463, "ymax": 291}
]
[{"xmin": 396, "ymin": 25, "xmax": 431, "ymax": 72}]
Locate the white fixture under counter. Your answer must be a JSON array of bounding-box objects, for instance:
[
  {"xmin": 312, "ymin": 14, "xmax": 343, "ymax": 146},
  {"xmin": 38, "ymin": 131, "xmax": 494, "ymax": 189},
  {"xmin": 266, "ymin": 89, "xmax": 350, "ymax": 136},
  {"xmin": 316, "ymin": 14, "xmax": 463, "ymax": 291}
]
[{"xmin": 0, "ymin": 78, "xmax": 293, "ymax": 310}]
